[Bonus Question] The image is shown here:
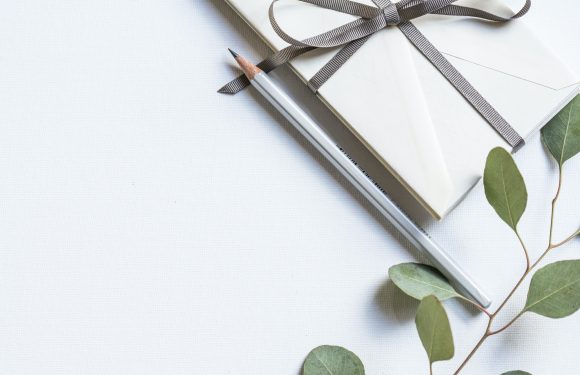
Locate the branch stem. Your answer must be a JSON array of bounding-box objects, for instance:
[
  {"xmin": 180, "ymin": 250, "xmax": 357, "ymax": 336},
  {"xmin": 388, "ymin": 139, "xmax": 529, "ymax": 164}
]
[
  {"xmin": 516, "ymin": 230, "xmax": 531, "ymax": 271},
  {"xmin": 459, "ymin": 296, "xmax": 492, "ymax": 318},
  {"xmin": 491, "ymin": 268, "xmax": 529, "ymax": 319},
  {"xmin": 488, "ymin": 311, "xmax": 525, "ymax": 336},
  {"xmin": 453, "ymin": 320, "xmax": 492, "ymax": 375},
  {"xmin": 551, "ymin": 229, "xmax": 579, "ymax": 249}
]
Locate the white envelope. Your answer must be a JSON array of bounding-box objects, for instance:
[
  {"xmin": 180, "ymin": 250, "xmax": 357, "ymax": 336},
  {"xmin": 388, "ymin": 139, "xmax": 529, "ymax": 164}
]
[{"xmin": 225, "ymin": 0, "xmax": 580, "ymax": 219}]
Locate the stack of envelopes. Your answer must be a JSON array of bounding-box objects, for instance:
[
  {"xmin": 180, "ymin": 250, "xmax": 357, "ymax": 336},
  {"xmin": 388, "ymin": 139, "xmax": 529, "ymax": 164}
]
[{"xmin": 224, "ymin": 0, "xmax": 579, "ymax": 219}]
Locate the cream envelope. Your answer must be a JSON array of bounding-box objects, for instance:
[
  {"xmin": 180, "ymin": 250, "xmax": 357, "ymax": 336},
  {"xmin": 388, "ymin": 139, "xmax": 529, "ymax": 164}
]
[{"xmin": 225, "ymin": 0, "xmax": 580, "ymax": 219}]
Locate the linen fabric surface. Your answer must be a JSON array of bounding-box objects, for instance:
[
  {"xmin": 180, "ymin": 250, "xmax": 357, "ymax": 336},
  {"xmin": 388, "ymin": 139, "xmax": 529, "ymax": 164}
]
[{"xmin": 0, "ymin": 1, "xmax": 579, "ymax": 374}]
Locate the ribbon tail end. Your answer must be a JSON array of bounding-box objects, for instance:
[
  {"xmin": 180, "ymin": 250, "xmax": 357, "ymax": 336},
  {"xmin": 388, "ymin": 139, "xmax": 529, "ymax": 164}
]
[
  {"xmin": 217, "ymin": 87, "xmax": 237, "ymax": 95},
  {"xmin": 217, "ymin": 75, "xmax": 252, "ymax": 95}
]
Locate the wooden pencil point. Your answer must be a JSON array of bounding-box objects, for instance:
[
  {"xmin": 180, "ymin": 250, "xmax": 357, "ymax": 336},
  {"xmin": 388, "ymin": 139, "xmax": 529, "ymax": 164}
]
[{"xmin": 229, "ymin": 50, "xmax": 262, "ymax": 80}]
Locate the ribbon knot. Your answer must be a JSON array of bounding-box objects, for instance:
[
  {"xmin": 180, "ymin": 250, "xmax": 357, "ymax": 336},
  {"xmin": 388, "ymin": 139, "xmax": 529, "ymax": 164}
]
[
  {"xmin": 219, "ymin": 0, "xmax": 532, "ymax": 150},
  {"xmin": 381, "ymin": 2, "xmax": 401, "ymax": 26}
]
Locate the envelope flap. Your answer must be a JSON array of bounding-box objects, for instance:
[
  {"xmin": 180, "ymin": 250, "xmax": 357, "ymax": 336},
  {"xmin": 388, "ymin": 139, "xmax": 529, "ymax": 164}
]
[{"xmin": 412, "ymin": 0, "xmax": 578, "ymax": 90}]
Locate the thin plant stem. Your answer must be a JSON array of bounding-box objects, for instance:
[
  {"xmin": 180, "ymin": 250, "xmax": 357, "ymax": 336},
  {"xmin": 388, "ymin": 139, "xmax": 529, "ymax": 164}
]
[
  {"xmin": 488, "ymin": 311, "xmax": 525, "ymax": 336},
  {"xmin": 551, "ymin": 229, "xmax": 579, "ymax": 249},
  {"xmin": 516, "ymin": 230, "xmax": 531, "ymax": 271},
  {"xmin": 490, "ymin": 224, "xmax": 577, "ymax": 325},
  {"xmin": 429, "ymin": 362, "xmax": 433, "ymax": 375},
  {"xmin": 491, "ymin": 268, "xmax": 529, "ymax": 318},
  {"xmin": 453, "ymin": 319, "xmax": 492, "ymax": 375},
  {"xmin": 530, "ymin": 246, "xmax": 552, "ymax": 270},
  {"xmin": 458, "ymin": 296, "xmax": 492, "ymax": 318},
  {"xmin": 454, "ymin": 258, "xmax": 534, "ymax": 374},
  {"xmin": 490, "ymin": 231, "xmax": 531, "ymax": 317}
]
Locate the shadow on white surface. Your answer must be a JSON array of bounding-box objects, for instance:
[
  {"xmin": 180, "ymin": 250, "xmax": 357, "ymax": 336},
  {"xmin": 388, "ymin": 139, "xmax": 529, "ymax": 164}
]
[{"xmin": 374, "ymin": 279, "xmax": 419, "ymax": 322}]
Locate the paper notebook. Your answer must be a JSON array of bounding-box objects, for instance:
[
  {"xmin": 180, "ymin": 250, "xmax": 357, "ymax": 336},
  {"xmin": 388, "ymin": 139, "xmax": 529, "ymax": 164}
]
[{"xmin": 224, "ymin": 0, "xmax": 579, "ymax": 219}]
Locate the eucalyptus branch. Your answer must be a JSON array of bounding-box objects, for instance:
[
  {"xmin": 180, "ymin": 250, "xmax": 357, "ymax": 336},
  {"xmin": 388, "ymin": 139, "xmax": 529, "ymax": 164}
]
[
  {"xmin": 483, "ymin": 225, "xmax": 578, "ymax": 339},
  {"xmin": 455, "ymin": 236, "xmax": 555, "ymax": 372},
  {"xmin": 483, "ymin": 224, "xmax": 578, "ymax": 338},
  {"xmin": 453, "ymin": 244, "xmax": 545, "ymax": 374},
  {"xmin": 302, "ymin": 97, "xmax": 580, "ymax": 375},
  {"xmin": 454, "ymin": 139, "xmax": 579, "ymax": 374}
]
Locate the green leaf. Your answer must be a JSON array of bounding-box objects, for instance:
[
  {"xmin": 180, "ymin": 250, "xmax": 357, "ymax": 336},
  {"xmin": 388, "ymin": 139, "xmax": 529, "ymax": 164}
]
[
  {"xmin": 483, "ymin": 147, "xmax": 527, "ymax": 231},
  {"xmin": 524, "ymin": 260, "xmax": 580, "ymax": 318},
  {"xmin": 303, "ymin": 345, "xmax": 364, "ymax": 375},
  {"xmin": 541, "ymin": 95, "xmax": 580, "ymax": 167},
  {"xmin": 415, "ymin": 295, "xmax": 454, "ymax": 364},
  {"xmin": 389, "ymin": 263, "xmax": 461, "ymax": 301},
  {"xmin": 501, "ymin": 371, "xmax": 532, "ymax": 375}
]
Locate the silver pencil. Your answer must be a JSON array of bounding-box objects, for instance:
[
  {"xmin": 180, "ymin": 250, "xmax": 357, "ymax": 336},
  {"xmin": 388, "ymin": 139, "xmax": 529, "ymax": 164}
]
[{"xmin": 228, "ymin": 49, "xmax": 491, "ymax": 308}]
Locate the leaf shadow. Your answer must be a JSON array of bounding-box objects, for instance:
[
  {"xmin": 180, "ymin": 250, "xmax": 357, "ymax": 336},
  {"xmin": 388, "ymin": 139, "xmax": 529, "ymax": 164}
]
[
  {"xmin": 540, "ymin": 136, "xmax": 560, "ymax": 171},
  {"xmin": 488, "ymin": 317, "xmax": 528, "ymax": 363},
  {"xmin": 374, "ymin": 277, "xmax": 485, "ymax": 324},
  {"xmin": 374, "ymin": 278, "xmax": 420, "ymax": 322},
  {"xmin": 458, "ymin": 298, "xmax": 489, "ymax": 318}
]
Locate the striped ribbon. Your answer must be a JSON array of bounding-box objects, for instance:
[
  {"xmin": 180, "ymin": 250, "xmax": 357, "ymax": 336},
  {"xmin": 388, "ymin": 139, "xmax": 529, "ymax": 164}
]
[{"xmin": 219, "ymin": 0, "xmax": 531, "ymax": 149}]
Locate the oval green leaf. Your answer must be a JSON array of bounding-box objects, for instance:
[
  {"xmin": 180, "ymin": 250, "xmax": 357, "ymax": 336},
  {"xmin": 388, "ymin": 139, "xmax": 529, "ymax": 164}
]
[
  {"xmin": 389, "ymin": 263, "xmax": 460, "ymax": 301},
  {"xmin": 541, "ymin": 95, "xmax": 580, "ymax": 167},
  {"xmin": 524, "ymin": 260, "xmax": 580, "ymax": 319},
  {"xmin": 303, "ymin": 345, "xmax": 364, "ymax": 375},
  {"xmin": 483, "ymin": 147, "xmax": 527, "ymax": 231},
  {"xmin": 415, "ymin": 295, "xmax": 454, "ymax": 364},
  {"xmin": 501, "ymin": 371, "xmax": 532, "ymax": 375}
]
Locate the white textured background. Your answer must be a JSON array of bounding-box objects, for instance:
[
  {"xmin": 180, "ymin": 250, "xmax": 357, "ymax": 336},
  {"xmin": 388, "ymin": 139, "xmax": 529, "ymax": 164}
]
[{"xmin": 0, "ymin": 1, "xmax": 578, "ymax": 374}]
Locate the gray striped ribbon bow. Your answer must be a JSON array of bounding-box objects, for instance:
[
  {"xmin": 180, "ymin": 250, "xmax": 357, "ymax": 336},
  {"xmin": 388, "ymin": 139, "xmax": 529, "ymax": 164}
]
[{"xmin": 219, "ymin": 0, "xmax": 531, "ymax": 149}]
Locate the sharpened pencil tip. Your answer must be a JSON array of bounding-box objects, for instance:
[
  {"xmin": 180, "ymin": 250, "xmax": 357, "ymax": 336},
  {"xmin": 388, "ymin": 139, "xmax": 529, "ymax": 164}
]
[{"xmin": 228, "ymin": 48, "xmax": 239, "ymax": 58}]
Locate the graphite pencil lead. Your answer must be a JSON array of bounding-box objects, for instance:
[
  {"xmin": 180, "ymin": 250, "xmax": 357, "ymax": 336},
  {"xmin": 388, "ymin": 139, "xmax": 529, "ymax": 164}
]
[{"xmin": 228, "ymin": 48, "xmax": 239, "ymax": 58}]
